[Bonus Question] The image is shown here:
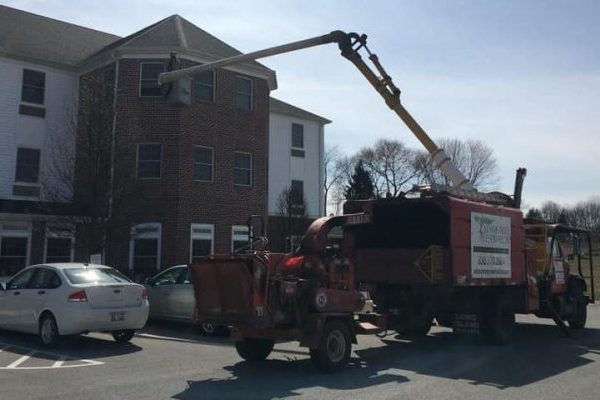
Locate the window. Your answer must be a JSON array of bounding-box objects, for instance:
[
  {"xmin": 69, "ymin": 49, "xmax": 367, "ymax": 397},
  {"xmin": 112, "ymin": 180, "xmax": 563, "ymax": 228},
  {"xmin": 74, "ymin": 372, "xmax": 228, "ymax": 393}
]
[
  {"xmin": 234, "ymin": 152, "xmax": 252, "ymax": 186},
  {"xmin": 152, "ymin": 267, "xmax": 185, "ymax": 286},
  {"xmin": 15, "ymin": 148, "xmax": 40, "ymax": 183},
  {"xmin": 291, "ymin": 180, "xmax": 304, "ymax": 207},
  {"xmin": 65, "ymin": 268, "xmax": 131, "ymax": 284},
  {"xmin": 137, "ymin": 144, "xmax": 162, "ymax": 178},
  {"xmin": 194, "ymin": 146, "xmax": 214, "ymax": 182},
  {"xmin": 190, "ymin": 224, "xmax": 214, "ymax": 263},
  {"xmin": 0, "ymin": 224, "xmax": 30, "ymax": 277},
  {"xmin": 140, "ymin": 63, "xmax": 165, "ymax": 97},
  {"xmin": 6, "ymin": 268, "xmax": 36, "ymax": 290},
  {"xmin": 29, "ymin": 268, "xmax": 62, "ymax": 289},
  {"xmin": 130, "ymin": 223, "xmax": 161, "ymax": 280},
  {"xmin": 21, "ymin": 69, "xmax": 45, "ymax": 104},
  {"xmin": 292, "ymin": 123, "xmax": 304, "ymax": 148},
  {"xmin": 44, "ymin": 227, "xmax": 73, "ymax": 263},
  {"xmin": 196, "ymin": 71, "xmax": 215, "ymax": 102},
  {"xmin": 232, "ymin": 225, "xmax": 249, "ymax": 252},
  {"xmin": 235, "ymin": 77, "xmax": 252, "ymax": 111}
]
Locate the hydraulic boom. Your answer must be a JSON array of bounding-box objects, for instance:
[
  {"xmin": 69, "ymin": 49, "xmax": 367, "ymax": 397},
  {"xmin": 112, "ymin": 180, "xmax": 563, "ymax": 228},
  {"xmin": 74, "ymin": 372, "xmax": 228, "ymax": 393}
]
[{"xmin": 159, "ymin": 30, "xmax": 474, "ymax": 190}]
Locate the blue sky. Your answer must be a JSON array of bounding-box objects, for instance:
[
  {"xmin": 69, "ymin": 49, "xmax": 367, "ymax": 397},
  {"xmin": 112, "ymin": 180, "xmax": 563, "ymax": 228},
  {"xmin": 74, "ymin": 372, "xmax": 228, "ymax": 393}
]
[{"xmin": 5, "ymin": 0, "xmax": 600, "ymax": 208}]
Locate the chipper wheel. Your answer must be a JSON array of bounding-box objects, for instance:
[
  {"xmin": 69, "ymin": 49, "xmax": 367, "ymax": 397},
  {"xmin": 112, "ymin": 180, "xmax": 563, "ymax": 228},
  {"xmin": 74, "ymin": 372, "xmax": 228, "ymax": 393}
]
[
  {"xmin": 235, "ymin": 338, "xmax": 275, "ymax": 362},
  {"xmin": 310, "ymin": 319, "xmax": 352, "ymax": 373}
]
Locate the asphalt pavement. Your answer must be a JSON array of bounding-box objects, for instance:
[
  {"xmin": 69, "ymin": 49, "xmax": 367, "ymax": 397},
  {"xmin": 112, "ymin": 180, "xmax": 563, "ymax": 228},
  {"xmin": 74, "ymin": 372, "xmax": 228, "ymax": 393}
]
[{"xmin": 1, "ymin": 306, "xmax": 600, "ymax": 400}]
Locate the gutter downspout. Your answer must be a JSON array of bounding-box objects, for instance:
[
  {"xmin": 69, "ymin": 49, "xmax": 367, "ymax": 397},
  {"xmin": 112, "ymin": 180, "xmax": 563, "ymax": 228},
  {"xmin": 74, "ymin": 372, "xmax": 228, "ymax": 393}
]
[{"xmin": 105, "ymin": 57, "xmax": 120, "ymax": 263}]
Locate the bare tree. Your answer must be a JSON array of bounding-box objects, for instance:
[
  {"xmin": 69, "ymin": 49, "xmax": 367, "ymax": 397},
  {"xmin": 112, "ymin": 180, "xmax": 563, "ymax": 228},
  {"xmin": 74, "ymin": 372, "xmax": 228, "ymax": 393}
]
[
  {"xmin": 323, "ymin": 145, "xmax": 347, "ymax": 215},
  {"xmin": 358, "ymin": 139, "xmax": 419, "ymax": 197},
  {"xmin": 328, "ymin": 155, "xmax": 354, "ymax": 215},
  {"xmin": 415, "ymin": 138, "xmax": 498, "ymax": 190},
  {"xmin": 46, "ymin": 68, "xmax": 135, "ymax": 261},
  {"xmin": 276, "ymin": 186, "xmax": 309, "ymax": 252}
]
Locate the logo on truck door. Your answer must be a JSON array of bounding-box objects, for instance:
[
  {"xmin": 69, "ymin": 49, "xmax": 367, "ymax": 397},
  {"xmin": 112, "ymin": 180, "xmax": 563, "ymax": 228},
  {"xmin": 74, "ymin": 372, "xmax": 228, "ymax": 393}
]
[{"xmin": 471, "ymin": 212, "xmax": 511, "ymax": 279}]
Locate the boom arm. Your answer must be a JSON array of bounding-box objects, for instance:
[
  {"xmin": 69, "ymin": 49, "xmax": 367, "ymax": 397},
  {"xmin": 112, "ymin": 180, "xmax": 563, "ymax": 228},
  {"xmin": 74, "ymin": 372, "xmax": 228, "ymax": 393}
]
[{"xmin": 159, "ymin": 30, "xmax": 474, "ymax": 190}]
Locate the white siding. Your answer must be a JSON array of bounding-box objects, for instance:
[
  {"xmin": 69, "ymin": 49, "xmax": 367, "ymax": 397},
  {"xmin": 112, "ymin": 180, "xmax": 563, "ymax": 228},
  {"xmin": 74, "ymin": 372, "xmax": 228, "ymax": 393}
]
[
  {"xmin": 268, "ymin": 112, "xmax": 325, "ymax": 218},
  {"xmin": 0, "ymin": 56, "xmax": 78, "ymax": 202}
]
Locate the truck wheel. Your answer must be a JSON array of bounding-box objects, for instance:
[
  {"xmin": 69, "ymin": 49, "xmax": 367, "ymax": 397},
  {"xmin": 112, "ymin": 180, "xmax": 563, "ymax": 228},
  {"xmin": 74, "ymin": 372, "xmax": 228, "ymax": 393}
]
[
  {"xmin": 568, "ymin": 280, "xmax": 587, "ymax": 329},
  {"xmin": 482, "ymin": 296, "xmax": 515, "ymax": 345},
  {"xmin": 435, "ymin": 313, "xmax": 454, "ymax": 328},
  {"xmin": 396, "ymin": 304, "xmax": 434, "ymax": 337},
  {"xmin": 235, "ymin": 338, "xmax": 274, "ymax": 362},
  {"xmin": 310, "ymin": 319, "xmax": 352, "ymax": 373}
]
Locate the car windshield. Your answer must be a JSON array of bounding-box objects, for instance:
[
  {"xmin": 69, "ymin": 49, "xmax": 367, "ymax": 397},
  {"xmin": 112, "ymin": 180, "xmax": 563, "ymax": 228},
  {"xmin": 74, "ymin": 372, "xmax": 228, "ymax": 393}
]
[{"xmin": 64, "ymin": 268, "xmax": 132, "ymax": 284}]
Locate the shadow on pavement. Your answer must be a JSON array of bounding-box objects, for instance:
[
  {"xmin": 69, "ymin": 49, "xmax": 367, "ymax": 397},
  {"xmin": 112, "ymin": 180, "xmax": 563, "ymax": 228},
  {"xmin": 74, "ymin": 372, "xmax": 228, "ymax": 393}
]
[
  {"xmin": 0, "ymin": 329, "xmax": 142, "ymax": 361},
  {"xmin": 139, "ymin": 319, "xmax": 230, "ymax": 347},
  {"xmin": 172, "ymin": 321, "xmax": 600, "ymax": 399},
  {"xmin": 174, "ymin": 357, "xmax": 408, "ymax": 400}
]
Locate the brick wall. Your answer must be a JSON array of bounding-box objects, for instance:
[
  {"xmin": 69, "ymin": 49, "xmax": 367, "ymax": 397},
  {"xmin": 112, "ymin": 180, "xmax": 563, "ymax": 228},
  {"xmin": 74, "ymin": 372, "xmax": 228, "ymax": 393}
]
[{"xmin": 93, "ymin": 58, "xmax": 270, "ymax": 272}]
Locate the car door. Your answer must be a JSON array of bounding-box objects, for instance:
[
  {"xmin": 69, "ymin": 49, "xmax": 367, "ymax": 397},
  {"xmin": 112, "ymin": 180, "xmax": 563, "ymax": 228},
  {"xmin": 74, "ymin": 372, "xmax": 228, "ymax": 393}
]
[
  {"xmin": 147, "ymin": 267, "xmax": 183, "ymax": 319},
  {"xmin": 21, "ymin": 267, "xmax": 62, "ymax": 333},
  {"xmin": 0, "ymin": 268, "xmax": 36, "ymax": 330},
  {"xmin": 167, "ymin": 267, "xmax": 195, "ymax": 320}
]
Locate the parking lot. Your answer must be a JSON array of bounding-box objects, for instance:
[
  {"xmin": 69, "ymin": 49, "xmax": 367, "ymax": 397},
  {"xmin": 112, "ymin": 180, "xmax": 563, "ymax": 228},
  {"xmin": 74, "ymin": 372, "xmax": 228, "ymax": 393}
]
[{"xmin": 0, "ymin": 306, "xmax": 598, "ymax": 400}]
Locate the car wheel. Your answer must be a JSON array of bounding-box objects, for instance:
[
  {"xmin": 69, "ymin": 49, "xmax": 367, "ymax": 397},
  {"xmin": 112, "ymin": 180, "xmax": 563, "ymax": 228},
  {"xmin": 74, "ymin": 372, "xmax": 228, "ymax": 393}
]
[
  {"xmin": 112, "ymin": 329, "xmax": 136, "ymax": 343},
  {"xmin": 201, "ymin": 322, "xmax": 217, "ymax": 335},
  {"xmin": 39, "ymin": 313, "xmax": 60, "ymax": 347}
]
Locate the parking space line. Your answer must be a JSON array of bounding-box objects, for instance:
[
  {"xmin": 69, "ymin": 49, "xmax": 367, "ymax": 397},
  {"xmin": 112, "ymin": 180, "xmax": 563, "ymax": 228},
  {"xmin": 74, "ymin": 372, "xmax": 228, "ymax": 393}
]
[
  {"xmin": 0, "ymin": 341, "xmax": 104, "ymax": 370},
  {"xmin": 6, "ymin": 351, "xmax": 34, "ymax": 369},
  {"xmin": 52, "ymin": 356, "xmax": 66, "ymax": 368}
]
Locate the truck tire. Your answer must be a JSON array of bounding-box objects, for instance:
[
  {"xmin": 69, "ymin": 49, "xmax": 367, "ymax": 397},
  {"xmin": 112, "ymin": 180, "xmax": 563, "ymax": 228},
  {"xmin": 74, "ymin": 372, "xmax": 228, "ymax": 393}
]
[
  {"xmin": 235, "ymin": 338, "xmax": 274, "ymax": 362},
  {"xmin": 435, "ymin": 313, "xmax": 454, "ymax": 328},
  {"xmin": 396, "ymin": 303, "xmax": 434, "ymax": 337},
  {"xmin": 568, "ymin": 278, "xmax": 587, "ymax": 329},
  {"xmin": 482, "ymin": 295, "xmax": 515, "ymax": 345},
  {"xmin": 310, "ymin": 319, "xmax": 352, "ymax": 373}
]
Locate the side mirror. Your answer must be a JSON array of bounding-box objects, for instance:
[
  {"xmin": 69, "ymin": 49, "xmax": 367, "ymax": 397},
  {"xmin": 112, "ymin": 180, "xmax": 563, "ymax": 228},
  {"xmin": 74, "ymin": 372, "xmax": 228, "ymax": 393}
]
[{"xmin": 144, "ymin": 277, "xmax": 155, "ymax": 286}]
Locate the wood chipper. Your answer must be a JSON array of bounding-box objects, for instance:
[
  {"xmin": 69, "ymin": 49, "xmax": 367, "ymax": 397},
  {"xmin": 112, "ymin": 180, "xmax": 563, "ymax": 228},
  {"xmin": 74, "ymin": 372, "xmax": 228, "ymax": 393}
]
[{"xmin": 159, "ymin": 31, "xmax": 596, "ymax": 372}]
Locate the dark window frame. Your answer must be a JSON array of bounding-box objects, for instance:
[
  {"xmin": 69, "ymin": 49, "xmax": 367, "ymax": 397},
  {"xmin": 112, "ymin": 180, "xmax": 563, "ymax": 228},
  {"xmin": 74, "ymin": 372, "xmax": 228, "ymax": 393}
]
[
  {"xmin": 190, "ymin": 223, "xmax": 214, "ymax": 263},
  {"xmin": 44, "ymin": 237, "xmax": 73, "ymax": 264},
  {"xmin": 193, "ymin": 146, "xmax": 214, "ymax": 182},
  {"xmin": 291, "ymin": 180, "xmax": 304, "ymax": 206},
  {"xmin": 137, "ymin": 143, "xmax": 162, "ymax": 179},
  {"xmin": 21, "ymin": 69, "xmax": 46, "ymax": 105},
  {"xmin": 139, "ymin": 62, "xmax": 166, "ymax": 97},
  {"xmin": 292, "ymin": 123, "xmax": 304, "ymax": 149},
  {"xmin": 233, "ymin": 152, "xmax": 252, "ymax": 187},
  {"xmin": 14, "ymin": 147, "xmax": 41, "ymax": 184},
  {"xmin": 234, "ymin": 76, "xmax": 253, "ymax": 111},
  {"xmin": 195, "ymin": 70, "xmax": 215, "ymax": 103}
]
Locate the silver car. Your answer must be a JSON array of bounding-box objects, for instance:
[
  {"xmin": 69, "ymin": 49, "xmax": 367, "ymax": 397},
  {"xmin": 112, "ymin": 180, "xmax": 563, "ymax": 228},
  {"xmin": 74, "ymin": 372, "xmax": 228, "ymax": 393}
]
[{"xmin": 145, "ymin": 265, "xmax": 226, "ymax": 335}]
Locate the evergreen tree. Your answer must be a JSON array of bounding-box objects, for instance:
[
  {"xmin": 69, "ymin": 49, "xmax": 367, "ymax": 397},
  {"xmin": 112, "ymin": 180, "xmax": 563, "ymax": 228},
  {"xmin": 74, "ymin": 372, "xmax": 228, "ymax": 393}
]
[
  {"xmin": 525, "ymin": 207, "xmax": 544, "ymax": 222},
  {"xmin": 345, "ymin": 160, "xmax": 376, "ymax": 200}
]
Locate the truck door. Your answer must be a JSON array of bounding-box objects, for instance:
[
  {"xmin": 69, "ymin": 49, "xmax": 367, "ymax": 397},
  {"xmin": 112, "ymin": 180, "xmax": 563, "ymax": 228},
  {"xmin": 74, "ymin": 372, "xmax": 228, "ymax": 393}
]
[{"xmin": 549, "ymin": 235, "xmax": 568, "ymax": 294}]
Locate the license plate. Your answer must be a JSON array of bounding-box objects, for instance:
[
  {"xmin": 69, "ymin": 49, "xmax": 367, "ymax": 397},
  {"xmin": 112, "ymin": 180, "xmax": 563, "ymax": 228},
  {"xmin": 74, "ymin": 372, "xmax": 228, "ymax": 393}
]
[{"xmin": 110, "ymin": 311, "xmax": 126, "ymax": 322}]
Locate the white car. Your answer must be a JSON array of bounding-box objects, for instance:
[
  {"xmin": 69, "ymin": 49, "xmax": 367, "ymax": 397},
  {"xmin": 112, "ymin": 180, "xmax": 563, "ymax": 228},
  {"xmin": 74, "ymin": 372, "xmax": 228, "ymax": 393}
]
[{"xmin": 0, "ymin": 263, "xmax": 149, "ymax": 346}]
